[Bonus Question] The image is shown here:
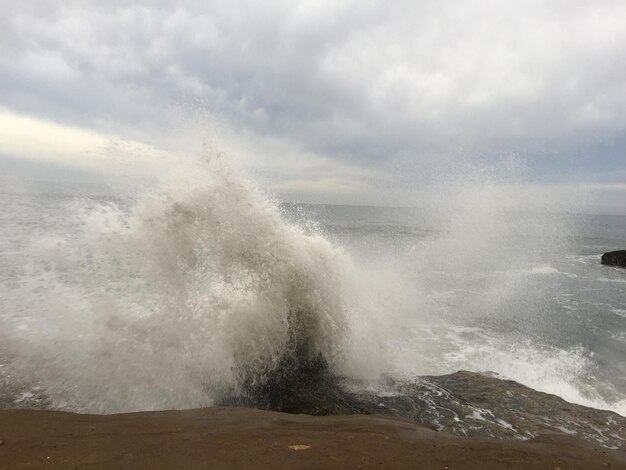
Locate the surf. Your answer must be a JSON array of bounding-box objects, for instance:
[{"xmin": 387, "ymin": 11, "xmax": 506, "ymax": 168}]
[
  {"xmin": 0, "ymin": 151, "xmax": 624, "ymax": 418},
  {"xmin": 0, "ymin": 158, "xmax": 389, "ymax": 412}
]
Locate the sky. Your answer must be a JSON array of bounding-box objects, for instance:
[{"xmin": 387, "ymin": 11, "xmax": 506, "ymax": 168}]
[{"xmin": 1, "ymin": 1, "xmax": 625, "ymax": 213}]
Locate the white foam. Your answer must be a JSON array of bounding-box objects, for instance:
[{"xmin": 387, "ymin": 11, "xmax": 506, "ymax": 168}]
[
  {"xmin": 0, "ymin": 160, "xmax": 391, "ymax": 412},
  {"xmin": 443, "ymin": 334, "xmax": 626, "ymax": 416},
  {"xmin": 611, "ymin": 309, "xmax": 626, "ymax": 319},
  {"xmin": 1, "ymin": 155, "xmax": 623, "ymax": 419},
  {"xmin": 597, "ymin": 277, "xmax": 626, "ymax": 283},
  {"xmin": 555, "ymin": 425, "xmax": 577, "ymax": 435},
  {"xmin": 518, "ymin": 265, "xmax": 559, "ymax": 275}
]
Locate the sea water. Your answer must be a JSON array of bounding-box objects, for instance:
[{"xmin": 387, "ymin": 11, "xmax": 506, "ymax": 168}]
[
  {"xmin": 0, "ymin": 161, "xmax": 624, "ymax": 416},
  {"xmin": 285, "ymin": 203, "xmax": 626, "ymax": 414}
]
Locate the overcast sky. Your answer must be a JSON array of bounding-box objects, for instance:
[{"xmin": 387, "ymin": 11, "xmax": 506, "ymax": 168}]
[{"xmin": 1, "ymin": 1, "xmax": 625, "ymax": 212}]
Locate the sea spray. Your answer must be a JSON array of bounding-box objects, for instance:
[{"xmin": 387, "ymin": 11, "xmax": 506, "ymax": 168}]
[
  {"xmin": 1, "ymin": 155, "xmax": 624, "ymax": 417},
  {"xmin": 0, "ymin": 159, "xmax": 389, "ymax": 412},
  {"xmin": 293, "ymin": 166, "xmax": 626, "ymax": 416}
]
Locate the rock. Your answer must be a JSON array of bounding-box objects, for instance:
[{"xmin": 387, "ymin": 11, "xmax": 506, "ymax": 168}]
[
  {"xmin": 223, "ymin": 368, "xmax": 626, "ymax": 450},
  {"xmin": 1, "ymin": 407, "xmax": 625, "ymax": 470},
  {"xmin": 601, "ymin": 250, "xmax": 626, "ymax": 268}
]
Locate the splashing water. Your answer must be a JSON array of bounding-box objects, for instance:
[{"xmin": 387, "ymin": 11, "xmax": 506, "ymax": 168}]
[
  {"xmin": 0, "ymin": 160, "xmax": 390, "ymax": 412},
  {"xmin": 0, "ymin": 156, "xmax": 624, "ymax": 417}
]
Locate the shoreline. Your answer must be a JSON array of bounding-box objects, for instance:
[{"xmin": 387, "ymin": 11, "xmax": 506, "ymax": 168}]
[
  {"xmin": 1, "ymin": 406, "xmax": 624, "ymax": 469},
  {"xmin": 3, "ymin": 370, "xmax": 625, "ymax": 450}
]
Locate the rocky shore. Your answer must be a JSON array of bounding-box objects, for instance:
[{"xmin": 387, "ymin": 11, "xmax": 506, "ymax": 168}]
[
  {"xmin": 221, "ymin": 369, "xmax": 625, "ymax": 450},
  {"xmin": 4, "ymin": 369, "xmax": 625, "ymax": 450},
  {"xmin": 1, "ymin": 406, "xmax": 625, "ymax": 469}
]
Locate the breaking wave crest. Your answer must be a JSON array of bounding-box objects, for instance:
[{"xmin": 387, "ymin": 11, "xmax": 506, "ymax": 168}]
[
  {"xmin": 1, "ymin": 156, "xmax": 624, "ymax": 417},
  {"xmin": 0, "ymin": 160, "xmax": 387, "ymax": 412}
]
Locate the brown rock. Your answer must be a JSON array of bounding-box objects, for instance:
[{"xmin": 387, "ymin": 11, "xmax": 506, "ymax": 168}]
[{"xmin": 0, "ymin": 407, "xmax": 625, "ymax": 469}]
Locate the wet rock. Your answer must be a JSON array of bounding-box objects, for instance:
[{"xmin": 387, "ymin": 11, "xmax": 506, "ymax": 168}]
[
  {"xmin": 601, "ymin": 250, "xmax": 626, "ymax": 268},
  {"xmin": 5, "ymin": 365, "xmax": 625, "ymax": 450},
  {"xmin": 226, "ymin": 369, "xmax": 626, "ymax": 449}
]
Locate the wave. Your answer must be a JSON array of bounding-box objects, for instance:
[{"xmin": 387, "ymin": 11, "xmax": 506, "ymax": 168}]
[
  {"xmin": 0, "ymin": 157, "xmax": 624, "ymax": 417},
  {"xmin": 519, "ymin": 265, "xmax": 560, "ymax": 275},
  {"xmin": 0, "ymin": 160, "xmax": 388, "ymax": 412}
]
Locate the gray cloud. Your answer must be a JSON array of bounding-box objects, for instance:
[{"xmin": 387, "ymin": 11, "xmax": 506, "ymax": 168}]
[{"xmin": 1, "ymin": 1, "xmax": 625, "ymax": 209}]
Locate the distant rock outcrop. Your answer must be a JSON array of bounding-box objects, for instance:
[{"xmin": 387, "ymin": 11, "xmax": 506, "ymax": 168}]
[{"xmin": 601, "ymin": 250, "xmax": 626, "ymax": 268}]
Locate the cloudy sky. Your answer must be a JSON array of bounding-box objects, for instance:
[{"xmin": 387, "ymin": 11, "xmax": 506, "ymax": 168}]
[{"xmin": 1, "ymin": 1, "xmax": 625, "ymax": 212}]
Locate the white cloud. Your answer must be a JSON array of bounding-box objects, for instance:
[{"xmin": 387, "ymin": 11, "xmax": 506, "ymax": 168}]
[
  {"xmin": 0, "ymin": 108, "xmax": 171, "ymax": 175},
  {"xmin": 0, "ymin": 109, "xmax": 103, "ymax": 164},
  {"xmin": 0, "ymin": 1, "xmax": 625, "ymax": 209}
]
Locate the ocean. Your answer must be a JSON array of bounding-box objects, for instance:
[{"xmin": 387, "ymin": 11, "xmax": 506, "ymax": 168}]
[{"xmin": 0, "ymin": 165, "xmax": 624, "ymax": 420}]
